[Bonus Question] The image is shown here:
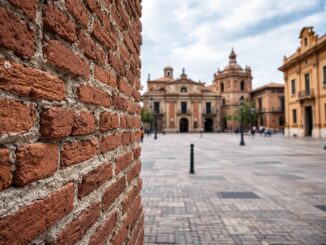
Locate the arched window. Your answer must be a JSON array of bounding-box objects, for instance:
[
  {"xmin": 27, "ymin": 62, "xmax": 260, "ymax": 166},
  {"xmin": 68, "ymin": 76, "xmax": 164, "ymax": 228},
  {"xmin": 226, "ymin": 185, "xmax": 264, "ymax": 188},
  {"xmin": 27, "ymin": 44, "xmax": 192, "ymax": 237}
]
[
  {"xmin": 240, "ymin": 81, "xmax": 244, "ymax": 91},
  {"xmin": 180, "ymin": 87, "xmax": 187, "ymax": 93},
  {"xmin": 304, "ymin": 37, "xmax": 308, "ymax": 46},
  {"xmin": 221, "ymin": 83, "xmax": 224, "ymax": 92}
]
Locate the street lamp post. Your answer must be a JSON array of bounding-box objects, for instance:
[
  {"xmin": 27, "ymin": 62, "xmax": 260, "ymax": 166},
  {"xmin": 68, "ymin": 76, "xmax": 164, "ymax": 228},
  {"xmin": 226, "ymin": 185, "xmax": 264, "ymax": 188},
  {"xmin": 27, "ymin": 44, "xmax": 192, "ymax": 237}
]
[
  {"xmin": 250, "ymin": 107, "xmax": 255, "ymax": 128},
  {"xmin": 239, "ymin": 98, "xmax": 245, "ymax": 146}
]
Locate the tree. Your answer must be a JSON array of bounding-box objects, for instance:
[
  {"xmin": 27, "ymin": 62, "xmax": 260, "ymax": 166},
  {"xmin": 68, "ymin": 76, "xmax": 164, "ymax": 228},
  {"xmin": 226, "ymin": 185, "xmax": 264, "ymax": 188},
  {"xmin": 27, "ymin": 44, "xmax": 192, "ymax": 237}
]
[
  {"xmin": 141, "ymin": 107, "xmax": 153, "ymax": 123},
  {"xmin": 226, "ymin": 101, "xmax": 257, "ymax": 128}
]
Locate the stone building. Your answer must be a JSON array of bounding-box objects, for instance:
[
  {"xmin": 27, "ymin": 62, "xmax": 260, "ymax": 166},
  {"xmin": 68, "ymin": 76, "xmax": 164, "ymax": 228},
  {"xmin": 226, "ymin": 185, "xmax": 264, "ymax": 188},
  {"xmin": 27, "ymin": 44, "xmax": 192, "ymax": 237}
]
[
  {"xmin": 251, "ymin": 83, "xmax": 285, "ymax": 131},
  {"xmin": 213, "ymin": 49, "xmax": 253, "ymax": 130},
  {"xmin": 279, "ymin": 27, "xmax": 326, "ymax": 138},
  {"xmin": 142, "ymin": 67, "xmax": 222, "ymax": 132}
]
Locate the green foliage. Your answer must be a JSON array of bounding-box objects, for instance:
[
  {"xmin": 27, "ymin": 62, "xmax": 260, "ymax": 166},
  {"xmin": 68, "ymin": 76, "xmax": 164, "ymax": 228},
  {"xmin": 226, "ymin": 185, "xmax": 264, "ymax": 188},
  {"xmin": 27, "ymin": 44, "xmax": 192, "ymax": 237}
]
[
  {"xmin": 226, "ymin": 101, "xmax": 257, "ymax": 126},
  {"xmin": 141, "ymin": 107, "xmax": 153, "ymax": 123}
]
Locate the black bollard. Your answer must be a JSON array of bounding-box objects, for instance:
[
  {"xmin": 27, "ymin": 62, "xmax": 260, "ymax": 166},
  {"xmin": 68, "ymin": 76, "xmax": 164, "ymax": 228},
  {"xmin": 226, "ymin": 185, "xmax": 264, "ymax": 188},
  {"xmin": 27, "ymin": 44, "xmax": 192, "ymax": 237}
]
[
  {"xmin": 324, "ymin": 144, "xmax": 326, "ymax": 150},
  {"xmin": 190, "ymin": 144, "xmax": 195, "ymax": 174},
  {"xmin": 200, "ymin": 130, "xmax": 203, "ymax": 138}
]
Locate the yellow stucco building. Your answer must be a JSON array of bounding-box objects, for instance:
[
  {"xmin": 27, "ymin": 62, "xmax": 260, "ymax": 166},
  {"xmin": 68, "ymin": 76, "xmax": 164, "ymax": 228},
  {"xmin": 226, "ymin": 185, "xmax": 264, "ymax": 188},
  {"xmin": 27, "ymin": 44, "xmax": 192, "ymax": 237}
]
[{"xmin": 279, "ymin": 27, "xmax": 326, "ymax": 138}]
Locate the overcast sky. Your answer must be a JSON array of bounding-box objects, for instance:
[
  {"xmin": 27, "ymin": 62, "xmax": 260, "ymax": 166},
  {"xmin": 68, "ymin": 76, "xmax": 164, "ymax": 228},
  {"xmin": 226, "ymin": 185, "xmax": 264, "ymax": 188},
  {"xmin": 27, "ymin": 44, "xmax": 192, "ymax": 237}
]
[{"xmin": 140, "ymin": 0, "xmax": 326, "ymax": 90}]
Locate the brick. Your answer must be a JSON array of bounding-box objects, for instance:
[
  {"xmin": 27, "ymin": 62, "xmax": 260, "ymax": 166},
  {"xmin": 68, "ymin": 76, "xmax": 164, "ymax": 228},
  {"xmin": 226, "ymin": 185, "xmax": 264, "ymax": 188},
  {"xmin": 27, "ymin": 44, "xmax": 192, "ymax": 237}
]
[
  {"xmin": 43, "ymin": 3, "xmax": 77, "ymax": 43},
  {"xmin": 133, "ymin": 117, "xmax": 142, "ymax": 129},
  {"xmin": 8, "ymin": 0, "xmax": 36, "ymax": 19},
  {"xmin": 77, "ymin": 85, "xmax": 111, "ymax": 107},
  {"xmin": 118, "ymin": 79, "xmax": 132, "ymax": 96},
  {"xmin": 120, "ymin": 115, "xmax": 127, "ymax": 128},
  {"xmin": 116, "ymin": 152, "xmax": 132, "ymax": 174},
  {"xmin": 113, "ymin": 94, "xmax": 128, "ymax": 110},
  {"xmin": 14, "ymin": 143, "xmax": 58, "ymax": 186},
  {"xmin": 0, "ymin": 99, "xmax": 36, "ymax": 134},
  {"xmin": 122, "ymin": 179, "xmax": 142, "ymax": 214},
  {"xmin": 99, "ymin": 112, "xmax": 119, "ymax": 132},
  {"xmin": 61, "ymin": 139, "xmax": 97, "ymax": 166},
  {"xmin": 126, "ymin": 116, "xmax": 133, "ymax": 128},
  {"xmin": 79, "ymin": 33, "xmax": 105, "ymax": 64},
  {"xmin": 0, "ymin": 59, "xmax": 65, "ymax": 101},
  {"xmin": 127, "ymin": 101, "xmax": 136, "ymax": 113},
  {"xmin": 85, "ymin": 0, "xmax": 103, "ymax": 20},
  {"xmin": 92, "ymin": 20, "xmax": 115, "ymax": 50},
  {"xmin": 72, "ymin": 111, "xmax": 97, "ymax": 136},
  {"xmin": 132, "ymin": 88, "xmax": 141, "ymax": 101},
  {"xmin": 133, "ymin": 147, "xmax": 141, "ymax": 159},
  {"xmin": 100, "ymin": 134, "xmax": 121, "ymax": 153},
  {"xmin": 65, "ymin": 0, "xmax": 90, "ymax": 28},
  {"xmin": 40, "ymin": 107, "xmax": 74, "ymax": 138},
  {"xmin": 127, "ymin": 215, "xmax": 144, "ymax": 245},
  {"xmin": 102, "ymin": 177, "xmax": 126, "ymax": 211},
  {"xmin": 94, "ymin": 65, "xmax": 117, "ymax": 87},
  {"xmin": 0, "ymin": 6, "xmax": 35, "ymax": 58},
  {"xmin": 121, "ymin": 132, "xmax": 131, "ymax": 146},
  {"xmin": 78, "ymin": 163, "xmax": 113, "ymax": 199},
  {"xmin": 0, "ymin": 148, "xmax": 12, "ymax": 190},
  {"xmin": 89, "ymin": 212, "xmax": 117, "ymax": 245},
  {"xmin": 108, "ymin": 53, "xmax": 125, "ymax": 76},
  {"xmin": 0, "ymin": 183, "xmax": 74, "ymax": 245},
  {"xmin": 44, "ymin": 40, "xmax": 89, "ymax": 79},
  {"xmin": 55, "ymin": 203, "xmax": 100, "ymax": 245},
  {"xmin": 127, "ymin": 160, "xmax": 141, "ymax": 183}
]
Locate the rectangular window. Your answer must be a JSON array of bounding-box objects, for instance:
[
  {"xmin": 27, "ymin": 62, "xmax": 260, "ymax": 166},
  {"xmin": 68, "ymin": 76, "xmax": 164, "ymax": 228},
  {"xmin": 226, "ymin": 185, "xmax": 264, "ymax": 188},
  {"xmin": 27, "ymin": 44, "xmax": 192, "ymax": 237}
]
[
  {"xmin": 323, "ymin": 66, "xmax": 326, "ymax": 85},
  {"xmin": 291, "ymin": 79, "xmax": 296, "ymax": 95},
  {"xmin": 280, "ymin": 96, "xmax": 285, "ymax": 111},
  {"xmin": 305, "ymin": 73, "xmax": 310, "ymax": 95},
  {"xmin": 258, "ymin": 98, "xmax": 262, "ymax": 112},
  {"xmin": 206, "ymin": 102, "xmax": 211, "ymax": 114},
  {"xmin": 181, "ymin": 102, "xmax": 187, "ymax": 113},
  {"xmin": 292, "ymin": 109, "xmax": 297, "ymax": 124},
  {"xmin": 154, "ymin": 102, "xmax": 160, "ymax": 113}
]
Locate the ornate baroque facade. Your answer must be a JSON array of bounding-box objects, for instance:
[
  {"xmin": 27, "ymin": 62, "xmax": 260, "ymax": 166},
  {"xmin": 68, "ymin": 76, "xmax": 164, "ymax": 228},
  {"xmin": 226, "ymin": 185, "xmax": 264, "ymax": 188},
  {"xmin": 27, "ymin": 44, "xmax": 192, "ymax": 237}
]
[
  {"xmin": 142, "ymin": 67, "xmax": 222, "ymax": 132},
  {"xmin": 142, "ymin": 50, "xmax": 255, "ymax": 132},
  {"xmin": 279, "ymin": 27, "xmax": 326, "ymax": 138}
]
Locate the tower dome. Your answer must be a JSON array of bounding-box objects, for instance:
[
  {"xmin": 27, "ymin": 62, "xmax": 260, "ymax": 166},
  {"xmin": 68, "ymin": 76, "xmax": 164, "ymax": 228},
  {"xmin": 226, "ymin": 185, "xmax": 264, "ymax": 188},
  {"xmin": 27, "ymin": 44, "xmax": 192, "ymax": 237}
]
[
  {"xmin": 163, "ymin": 65, "xmax": 173, "ymax": 78},
  {"xmin": 224, "ymin": 48, "xmax": 242, "ymax": 71}
]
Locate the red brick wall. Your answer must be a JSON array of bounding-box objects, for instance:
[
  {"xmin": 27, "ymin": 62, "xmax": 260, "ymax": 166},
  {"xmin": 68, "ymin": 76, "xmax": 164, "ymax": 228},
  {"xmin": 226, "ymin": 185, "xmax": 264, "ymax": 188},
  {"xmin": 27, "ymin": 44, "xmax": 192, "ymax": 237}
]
[{"xmin": 0, "ymin": 0, "xmax": 143, "ymax": 244}]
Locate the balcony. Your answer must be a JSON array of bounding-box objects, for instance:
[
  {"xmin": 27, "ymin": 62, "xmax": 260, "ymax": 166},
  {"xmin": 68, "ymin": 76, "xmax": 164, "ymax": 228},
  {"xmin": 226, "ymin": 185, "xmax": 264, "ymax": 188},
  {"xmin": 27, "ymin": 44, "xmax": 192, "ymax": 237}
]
[
  {"xmin": 177, "ymin": 110, "xmax": 191, "ymax": 115},
  {"xmin": 298, "ymin": 89, "xmax": 314, "ymax": 100},
  {"xmin": 153, "ymin": 110, "xmax": 164, "ymax": 116},
  {"xmin": 202, "ymin": 110, "xmax": 217, "ymax": 116}
]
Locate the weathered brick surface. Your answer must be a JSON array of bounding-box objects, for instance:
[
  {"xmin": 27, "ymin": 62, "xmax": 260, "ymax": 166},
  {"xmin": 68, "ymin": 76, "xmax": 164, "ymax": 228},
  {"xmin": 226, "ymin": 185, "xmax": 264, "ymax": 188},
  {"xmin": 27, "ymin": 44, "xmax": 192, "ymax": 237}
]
[
  {"xmin": 44, "ymin": 40, "xmax": 89, "ymax": 79},
  {"xmin": 94, "ymin": 65, "xmax": 117, "ymax": 87},
  {"xmin": 14, "ymin": 143, "xmax": 59, "ymax": 186},
  {"xmin": 61, "ymin": 139, "xmax": 97, "ymax": 166},
  {"xmin": 43, "ymin": 3, "xmax": 77, "ymax": 43},
  {"xmin": 0, "ymin": 1, "xmax": 142, "ymax": 243},
  {"xmin": 8, "ymin": 0, "xmax": 36, "ymax": 19},
  {"xmin": 0, "ymin": 148, "xmax": 12, "ymax": 190},
  {"xmin": 116, "ymin": 152, "xmax": 132, "ymax": 174},
  {"xmin": 55, "ymin": 203, "xmax": 100, "ymax": 245},
  {"xmin": 89, "ymin": 212, "xmax": 117, "ymax": 245},
  {"xmin": 0, "ymin": 59, "xmax": 65, "ymax": 101},
  {"xmin": 79, "ymin": 33, "xmax": 105, "ymax": 64},
  {"xmin": 99, "ymin": 112, "xmax": 120, "ymax": 131},
  {"xmin": 100, "ymin": 134, "xmax": 122, "ymax": 153},
  {"xmin": 0, "ymin": 183, "xmax": 74, "ymax": 245},
  {"xmin": 40, "ymin": 107, "xmax": 75, "ymax": 138},
  {"xmin": 0, "ymin": 99, "xmax": 36, "ymax": 134},
  {"xmin": 77, "ymin": 85, "xmax": 111, "ymax": 107},
  {"xmin": 0, "ymin": 6, "xmax": 35, "ymax": 58},
  {"xmin": 102, "ymin": 177, "xmax": 126, "ymax": 211},
  {"xmin": 78, "ymin": 163, "xmax": 113, "ymax": 199},
  {"xmin": 72, "ymin": 111, "xmax": 97, "ymax": 136},
  {"xmin": 65, "ymin": 0, "xmax": 90, "ymax": 28}
]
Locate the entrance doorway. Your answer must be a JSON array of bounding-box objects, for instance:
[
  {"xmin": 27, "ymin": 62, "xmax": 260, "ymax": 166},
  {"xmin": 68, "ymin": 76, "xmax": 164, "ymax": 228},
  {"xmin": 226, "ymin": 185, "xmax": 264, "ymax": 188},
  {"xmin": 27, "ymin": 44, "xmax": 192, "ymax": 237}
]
[
  {"xmin": 204, "ymin": 118, "xmax": 213, "ymax": 132},
  {"xmin": 304, "ymin": 106, "xmax": 313, "ymax": 136},
  {"xmin": 179, "ymin": 118, "xmax": 189, "ymax": 132}
]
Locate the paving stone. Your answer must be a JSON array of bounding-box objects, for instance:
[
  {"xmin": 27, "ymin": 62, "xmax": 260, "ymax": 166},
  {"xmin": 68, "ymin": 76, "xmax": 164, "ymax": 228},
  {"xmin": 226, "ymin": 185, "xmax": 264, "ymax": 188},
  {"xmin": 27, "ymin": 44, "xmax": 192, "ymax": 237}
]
[{"xmin": 141, "ymin": 134, "xmax": 326, "ymax": 244}]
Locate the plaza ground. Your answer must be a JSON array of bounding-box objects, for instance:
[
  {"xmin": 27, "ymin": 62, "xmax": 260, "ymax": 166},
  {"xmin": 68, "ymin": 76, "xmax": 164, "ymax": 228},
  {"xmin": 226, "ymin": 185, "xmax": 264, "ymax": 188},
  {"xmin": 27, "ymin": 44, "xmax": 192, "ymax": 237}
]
[{"xmin": 141, "ymin": 133, "xmax": 326, "ymax": 245}]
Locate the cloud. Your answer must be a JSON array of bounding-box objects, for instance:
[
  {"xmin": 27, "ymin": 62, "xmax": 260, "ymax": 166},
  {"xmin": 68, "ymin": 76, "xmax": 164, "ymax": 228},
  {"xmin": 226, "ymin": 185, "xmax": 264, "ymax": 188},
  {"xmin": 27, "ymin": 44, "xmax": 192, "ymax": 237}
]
[{"xmin": 140, "ymin": 0, "xmax": 326, "ymax": 90}]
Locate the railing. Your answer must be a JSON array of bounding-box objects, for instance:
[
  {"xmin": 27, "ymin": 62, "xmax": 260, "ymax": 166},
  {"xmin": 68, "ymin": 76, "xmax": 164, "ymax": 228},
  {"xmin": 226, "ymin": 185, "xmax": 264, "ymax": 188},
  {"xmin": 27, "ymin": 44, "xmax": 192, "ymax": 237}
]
[
  {"xmin": 177, "ymin": 110, "xmax": 191, "ymax": 115},
  {"xmin": 298, "ymin": 89, "xmax": 314, "ymax": 99},
  {"xmin": 202, "ymin": 110, "xmax": 217, "ymax": 116}
]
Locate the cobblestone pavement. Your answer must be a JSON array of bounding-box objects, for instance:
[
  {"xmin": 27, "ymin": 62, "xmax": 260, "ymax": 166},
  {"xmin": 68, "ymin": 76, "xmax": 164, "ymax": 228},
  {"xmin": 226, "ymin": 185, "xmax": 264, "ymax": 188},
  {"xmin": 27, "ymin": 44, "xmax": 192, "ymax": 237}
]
[{"xmin": 140, "ymin": 133, "xmax": 326, "ymax": 245}]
